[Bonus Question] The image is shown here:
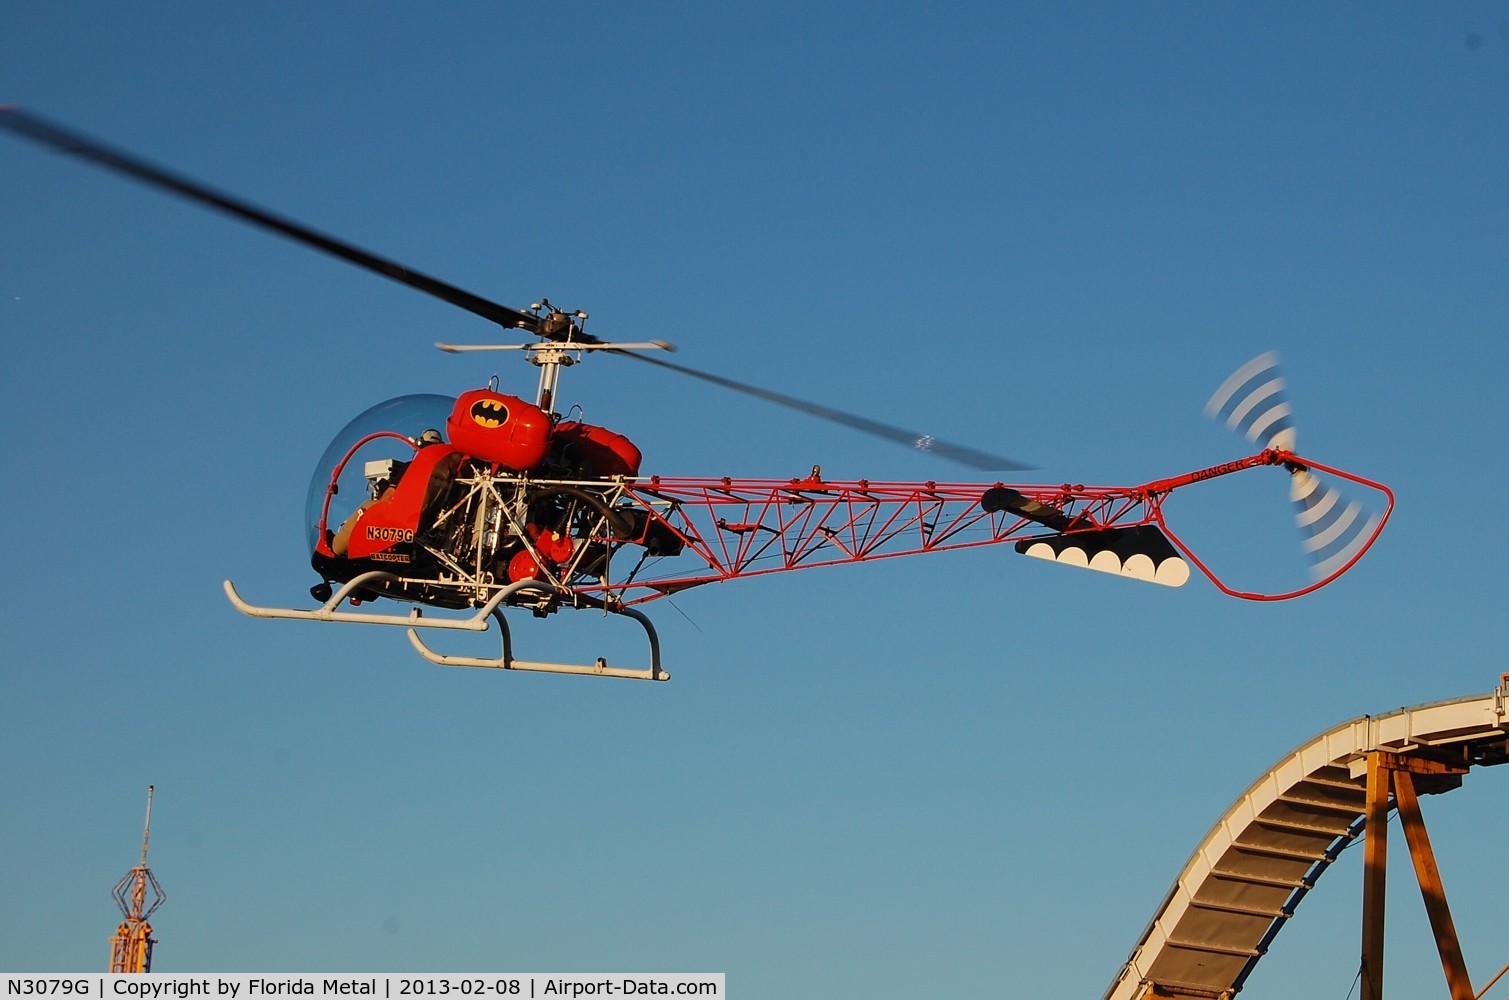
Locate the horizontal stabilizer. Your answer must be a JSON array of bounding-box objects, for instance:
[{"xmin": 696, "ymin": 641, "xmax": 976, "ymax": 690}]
[{"xmin": 1015, "ymin": 525, "xmax": 1190, "ymax": 587}]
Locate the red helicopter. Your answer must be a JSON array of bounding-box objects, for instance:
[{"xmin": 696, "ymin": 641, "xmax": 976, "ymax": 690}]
[{"xmin": 1, "ymin": 108, "xmax": 1394, "ymax": 680}]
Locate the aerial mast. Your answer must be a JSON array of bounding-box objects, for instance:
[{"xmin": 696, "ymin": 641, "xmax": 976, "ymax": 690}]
[{"xmin": 108, "ymin": 785, "xmax": 165, "ymax": 973}]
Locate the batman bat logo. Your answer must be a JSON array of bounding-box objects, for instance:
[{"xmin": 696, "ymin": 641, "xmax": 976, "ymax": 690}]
[{"xmin": 470, "ymin": 398, "xmax": 509, "ymax": 429}]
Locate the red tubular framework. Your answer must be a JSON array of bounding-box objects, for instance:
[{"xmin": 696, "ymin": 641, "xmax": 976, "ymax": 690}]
[{"xmin": 560, "ymin": 449, "xmax": 1391, "ymax": 606}]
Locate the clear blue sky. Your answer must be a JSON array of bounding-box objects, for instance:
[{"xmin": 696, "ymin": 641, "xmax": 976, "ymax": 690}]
[{"xmin": 2, "ymin": 3, "xmax": 1506, "ymax": 996}]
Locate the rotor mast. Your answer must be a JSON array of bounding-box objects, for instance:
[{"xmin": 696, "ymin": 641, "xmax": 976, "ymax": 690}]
[
  {"xmin": 436, "ymin": 301, "xmax": 672, "ymax": 416},
  {"xmin": 108, "ymin": 785, "xmax": 165, "ymax": 973}
]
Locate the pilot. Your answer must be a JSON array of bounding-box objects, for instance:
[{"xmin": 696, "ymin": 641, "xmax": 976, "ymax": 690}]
[{"xmin": 330, "ymin": 429, "xmax": 442, "ymax": 556}]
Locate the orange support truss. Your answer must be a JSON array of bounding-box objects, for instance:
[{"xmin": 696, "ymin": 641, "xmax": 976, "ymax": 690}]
[{"xmin": 107, "ymin": 786, "xmax": 164, "ymax": 973}]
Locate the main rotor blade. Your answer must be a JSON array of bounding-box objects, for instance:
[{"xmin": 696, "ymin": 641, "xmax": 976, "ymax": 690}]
[
  {"xmin": 612, "ymin": 351, "xmax": 1032, "ymax": 471},
  {"xmin": 4, "ymin": 106, "xmax": 1029, "ymax": 471},
  {"xmin": 0, "ymin": 105, "xmax": 540, "ymax": 333}
]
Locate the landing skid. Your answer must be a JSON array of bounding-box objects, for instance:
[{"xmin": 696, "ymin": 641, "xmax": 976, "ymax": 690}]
[
  {"xmin": 406, "ymin": 606, "xmax": 664, "ymax": 681},
  {"xmin": 223, "ymin": 573, "xmax": 667, "ymax": 681}
]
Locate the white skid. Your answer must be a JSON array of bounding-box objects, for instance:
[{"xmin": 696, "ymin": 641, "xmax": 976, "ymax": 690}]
[
  {"xmin": 223, "ymin": 573, "xmax": 504, "ymax": 630},
  {"xmin": 224, "ymin": 574, "xmax": 668, "ymax": 681},
  {"xmin": 406, "ymin": 602, "xmax": 665, "ymax": 681},
  {"xmin": 406, "ymin": 607, "xmax": 666, "ymax": 682}
]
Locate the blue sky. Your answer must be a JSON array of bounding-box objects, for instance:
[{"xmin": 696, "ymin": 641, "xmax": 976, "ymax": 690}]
[{"xmin": 2, "ymin": 3, "xmax": 1507, "ymax": 996}]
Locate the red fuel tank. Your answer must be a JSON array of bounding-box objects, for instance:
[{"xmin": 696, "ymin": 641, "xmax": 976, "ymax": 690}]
[
  {"xmin": 554, "ymin": 421, "xmax": 643, "ymax": 478},
  {"xmin": 446, "ymin": 389, "xmax": 553, "ymax": 470}
]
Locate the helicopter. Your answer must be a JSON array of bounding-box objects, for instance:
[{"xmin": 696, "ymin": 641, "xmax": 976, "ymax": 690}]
[{"xmin": 0, "ymin": 107, "xmax": 1394, "ymax": 681}]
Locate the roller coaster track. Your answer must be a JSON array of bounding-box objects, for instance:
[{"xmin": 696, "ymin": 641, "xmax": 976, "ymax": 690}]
[{"xmin": 1104, "ymin": 677, "xmax": 1509, "ymax": 1000}]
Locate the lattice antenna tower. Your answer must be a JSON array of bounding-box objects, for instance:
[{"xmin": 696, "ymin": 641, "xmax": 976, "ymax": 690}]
[{"xmin": 108, "ymin": 785, "xmax": 165, "ymax": 973}]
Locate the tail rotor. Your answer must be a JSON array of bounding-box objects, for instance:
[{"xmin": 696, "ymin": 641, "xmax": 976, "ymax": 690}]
[
  {"xmin": 1290, "ymin": 467, "xmax": 1380, "ymax": 579},
  {"xmin": 1206, "ymin": 352, "xmax": 1381, "ymax": 581}
]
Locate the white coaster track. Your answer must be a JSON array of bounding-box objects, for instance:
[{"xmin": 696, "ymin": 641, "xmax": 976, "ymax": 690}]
[{"xmin": 1104, "ymin": 678, "xmax": 1509, "ymax": 1000}]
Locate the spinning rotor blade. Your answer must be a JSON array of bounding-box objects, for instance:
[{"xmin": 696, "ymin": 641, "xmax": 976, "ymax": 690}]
[
  {"xmin": 1207, "ymin": 352, "xmax": 1379, "ymax": 578},
  {"xmin": 1205, "ymin": 351, "xmax": 1296, "ymax": 450},
  {"xmin": 613, "ymin": 350, "xmax": 1032, "ymax": 471},
  {"xmin": 3, "ymin": 106, "xmax": 1024, "ymax": 469},
  {"xmin": 0, "ymin": 106, "xmax": 546, "ymax": 336},
  {"xmin": 1288, "ymin": 467, "xmax": 1379, "ymax": 579}
]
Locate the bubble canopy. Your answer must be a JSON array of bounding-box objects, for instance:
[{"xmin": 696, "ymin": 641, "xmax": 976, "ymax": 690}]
[{"xmin": 304, "ymin": 394, "xmax": 456, "ymax": 554}]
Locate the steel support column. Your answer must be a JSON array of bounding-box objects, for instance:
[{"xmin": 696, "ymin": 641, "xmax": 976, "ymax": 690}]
[
  {"xmin": 1358, "ymin": 751, "xmax": 1476, "ymax": 1000},
  {"xmin": 1393, "ymin": 771, "xmax": 1475, "ymax": 1000},
  {"xmin": 1360, "ymin": 751, "xmax": 1390, "ymax": 1000}
]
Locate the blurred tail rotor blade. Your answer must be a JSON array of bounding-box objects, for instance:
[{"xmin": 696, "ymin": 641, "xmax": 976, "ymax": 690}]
[
  {"xmin": 1291, "ymin": 469, "xmax": 1381, "ymax": 579},
  {"xmin": 1204, "ymin": 350, "xmax": 1297, "ymax": 451},
  {"xmin": 1208, "ymin": 351, "xmax": 1381, "ymax": 580}
]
